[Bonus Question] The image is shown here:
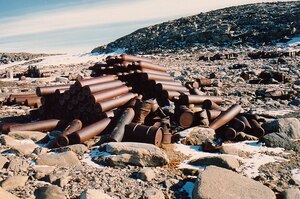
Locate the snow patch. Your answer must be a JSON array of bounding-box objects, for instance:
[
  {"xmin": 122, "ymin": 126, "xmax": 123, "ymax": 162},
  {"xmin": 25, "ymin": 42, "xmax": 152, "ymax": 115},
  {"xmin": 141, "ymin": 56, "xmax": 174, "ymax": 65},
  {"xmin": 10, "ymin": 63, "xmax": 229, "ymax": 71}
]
[
  {"xmin": 175, "ymin": 140, "xmax": 288, "ymax": 178},
  {"xmin": 81, "ymin": 147, "xmax": 111, "ymax": 169}
]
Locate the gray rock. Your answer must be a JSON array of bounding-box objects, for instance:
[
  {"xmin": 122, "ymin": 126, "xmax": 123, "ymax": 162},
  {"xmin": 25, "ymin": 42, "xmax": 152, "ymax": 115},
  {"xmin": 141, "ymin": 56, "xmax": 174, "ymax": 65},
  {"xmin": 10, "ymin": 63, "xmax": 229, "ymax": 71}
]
[
  {"xmin": 0, "ymin": 155, "xmax": 8, "ymax": 169},
  {"xmin": 8, "ymin": 157, "xmax": 30, "ymax": 172},
  {"xmin": 8, "ymin": 131, "xmax": 48, "ymax": 142},
  {"xmin": 55, "ymin": 144, "xmax": 88, "ymax": 156},
  {"xmin": 33, "ymin": 165, "xmax": 56, "ymax": 179},
  {"xmin": 36, "ymin": 151, "xmax": 81, "ymax": 168},
  {"xmin": 46, "ymin": 169, "xmax": 69, "ymax": 186},
  {"xmin": 262, "ymin": 118, "xmax": 300, "ymax": 139},
  {"xmin": 34, "ymin": 185, "xmax": 66, "ymax": 199},
  {"xmin": 182, "ymin": 127, "xmax": 215, "ymax": 145},
  {"xmin": 55, "ymin": 77, "xmax": 69, "ymax": 83},
  {"xmin": 97, "ymin": 142, "xmax": 169, "ymax": 167},
  {"xmin": 143, "ymin": 188, "xmax": 165, "ymax": 199},
  {"xmin": 11, "ymin": 143, "xmax": 39, "ymax": 156},
  {"xmin": 189, "ymin": 156, "xmax": 240, "ymax": 171},
  {"xmin": 289, "ymin": 98, "xmax": 300, "ymax": 106},
  {"xmin": 0, "ymin": 187, "xmax": 19, "ymax": 199},
  {"xmin": 220, "ymin": 145, "xmax": 250, "ymax": 157},
  {"xmin": 1, "ymin": 176, "xmax": 28, "ymax": 190},
  {"xmin": 193, "ymin": 166, "xmax": 276, "ymax": 199},
  {"xmin": 281, "ymin": 188, "xmax": 300, "ymax": 199},
  {"xmin": 262, "ymin": 132, "xmax": 300, "ymax": 151},
  {"xmin": 136, "ymin": 168, "xmax": 156, "ymax": 181},
  {"xmin": 79, "ymin": 189, "xmax": 113, "ymax": 199}
]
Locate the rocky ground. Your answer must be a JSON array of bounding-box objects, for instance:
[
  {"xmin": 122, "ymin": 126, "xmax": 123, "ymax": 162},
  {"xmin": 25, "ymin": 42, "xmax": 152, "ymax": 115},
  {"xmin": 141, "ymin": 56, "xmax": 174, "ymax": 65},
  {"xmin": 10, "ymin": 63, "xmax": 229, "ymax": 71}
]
[{"xmin": 0, "ymin": 45, "xmax": 300, "ymax": 199}]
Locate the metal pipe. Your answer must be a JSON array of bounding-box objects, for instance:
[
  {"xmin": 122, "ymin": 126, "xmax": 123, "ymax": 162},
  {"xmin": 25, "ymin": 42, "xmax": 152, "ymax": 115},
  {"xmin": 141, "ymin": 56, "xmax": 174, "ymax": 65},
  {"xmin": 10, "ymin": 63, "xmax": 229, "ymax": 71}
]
[
  {"xmin": 140, "ymin": 68, "xmax": 170, "ymax": 77},
  {"xmin": 89, "ymin": 85, "xmax": 131, "ymax": 104},
  {"xmin": 194, "ymin": 110, "xmax": 209, "ymax": 126},
  {"xmin": 228, "ymin": 117, "xmax": 245, "ymax": 132},
  {"xmin": 149, "ymin": 80, "xmax": 182, "ymax": 87},
  {"xmin": 124, "ymin": 123, "xmax": 163, "ymax": 146},
  {"xmin": 209, "ymin": 104, "xmax": 241, "ymax": 130},
  {"xmin": 0, "ymin": 123, "xmax": 19, "ymax": 134},
  {"xmin": 107, "ymin": 108, "xmax": 135, "ymax": 142},
  {"xmin": 161, "ymin": 90, "xmax": 189, "ymax": 100},
  {"xmin": 248, "ymin": 119, "xmax": 265, "ymax": 137},
  {"xmin": 224, "ymin": 127, "xmax": 237, "ymax": 140},
  {"xmin": 132, "ymin": 101, "xmax": 152, "ymax": 124},
  {"xmin": 141, "ymin": 73, "xmax": 174, "ymax": 81},
  {"xmin": 120, "ymin": 54, "xmax": 152, "ymax": 63},
  {"xmin": 68, "ymin": 118, "xmax": 111, "ymax": 144},
  {"xmin": 13, "ymin": 96, "xmax": 40, "ymax": 104},
  {"xmin": 55, "ymin": 119, "xmax": 83, "ymax": 147},
  {"xmin": 135, "ymin": 61, "xmax": 167, "ymax": 72},
  {"xmin": 24, "ymin": 97, "xmax": 42, "ymax": 108},
  {"xmin": 75, "ymin": 75, "xmax": 117, "ymax": 89},
  {"xmin": 177, "ymin": 105, "xmax": 194, "ymax": 128},
  {"xmin": 9, "ymin": 119, "xmax": 63, "ymax": 132},
  {"xmin": 83, "ymin": 80, "xmax": 125, "ymax": 95},
  {"xmin": 36, "ymin": 85, "xmax": 71, "ymax": 96},
  {"xmin": 156, "ymin": 83, "xmax": 189, "ymax": 93},
  {"xmin": 179, "ymin": 95, "xmax": 224, "ymax": 105},
  {"xmin": 202, "ymin": 99, "xmax": 226, "ymax": 111},
  {"xmin": 94, "ymin": 93, "xmax": 137, "ymax": 113}
]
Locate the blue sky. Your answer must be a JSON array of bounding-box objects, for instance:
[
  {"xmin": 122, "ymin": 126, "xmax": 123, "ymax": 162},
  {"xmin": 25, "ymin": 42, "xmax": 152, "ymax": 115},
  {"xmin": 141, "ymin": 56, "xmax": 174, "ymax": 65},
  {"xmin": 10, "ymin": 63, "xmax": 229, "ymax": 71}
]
[{"xmin": 0, "ymin": 0, "xmax": 294, "ymax": 53}]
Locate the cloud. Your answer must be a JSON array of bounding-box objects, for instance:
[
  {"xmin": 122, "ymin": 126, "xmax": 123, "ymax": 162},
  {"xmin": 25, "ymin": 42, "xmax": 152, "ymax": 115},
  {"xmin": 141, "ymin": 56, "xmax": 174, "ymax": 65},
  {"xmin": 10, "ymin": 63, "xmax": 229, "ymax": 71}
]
[{"xmin": 0, "ymin": 0, "xmax": 295, "ymax": 39}]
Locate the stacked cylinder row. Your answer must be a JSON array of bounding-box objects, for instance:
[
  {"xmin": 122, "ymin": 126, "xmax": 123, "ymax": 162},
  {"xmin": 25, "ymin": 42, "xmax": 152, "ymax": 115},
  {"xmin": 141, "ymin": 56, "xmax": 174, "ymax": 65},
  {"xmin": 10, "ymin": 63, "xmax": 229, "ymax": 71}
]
[
  {"xmin": 36, "ymin": 75, "xmax": 135, "ymax": 125},
  {"xmin": 89, "ymin": 54, "xmax": 191, "ymax": 105}
]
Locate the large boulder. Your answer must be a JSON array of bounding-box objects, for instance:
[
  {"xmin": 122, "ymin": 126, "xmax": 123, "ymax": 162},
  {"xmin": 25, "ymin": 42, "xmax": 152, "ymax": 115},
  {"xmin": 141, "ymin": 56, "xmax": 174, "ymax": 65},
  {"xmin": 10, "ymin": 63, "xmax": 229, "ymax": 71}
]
[
  {"xmin": 189, "ymin": 156, "xmax": 240, "ymax": 171},
  {"xmin": 95, "ymin": 142, "xmax": 169, "ymax": 167},
  {"xmin": 262, "ymin": 132, "xmax": 300, "ymax": 151},
  {"xmin": 181, "ymin": 127, "xmax": 215, "ymax": 145},
  {"xmin": 262, "ymin": 118, "xmax": 300, "ymax": 139},
  {"xmin": 192, "ymin": 166, "xmax": 276, "ymax": 199},
  {"xmin": 36, "ymin": 151, "xmax": 81, "ymax": 168}
]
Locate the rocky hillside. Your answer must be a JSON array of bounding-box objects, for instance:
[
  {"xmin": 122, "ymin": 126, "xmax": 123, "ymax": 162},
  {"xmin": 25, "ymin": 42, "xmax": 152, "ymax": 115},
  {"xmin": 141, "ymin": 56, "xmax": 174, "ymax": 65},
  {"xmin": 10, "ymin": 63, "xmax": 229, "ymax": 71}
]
[{"xmin": 92, "ymin": 1, "xmax": 300, "ymax": 54}]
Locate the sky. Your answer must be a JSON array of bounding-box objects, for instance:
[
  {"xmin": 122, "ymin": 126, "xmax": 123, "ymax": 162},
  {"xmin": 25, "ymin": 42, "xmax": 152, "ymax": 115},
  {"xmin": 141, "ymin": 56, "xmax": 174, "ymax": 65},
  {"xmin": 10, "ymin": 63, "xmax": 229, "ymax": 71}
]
[{"xmin": 0, "ymin": 0, "xmax": 296, "ymax": 53}]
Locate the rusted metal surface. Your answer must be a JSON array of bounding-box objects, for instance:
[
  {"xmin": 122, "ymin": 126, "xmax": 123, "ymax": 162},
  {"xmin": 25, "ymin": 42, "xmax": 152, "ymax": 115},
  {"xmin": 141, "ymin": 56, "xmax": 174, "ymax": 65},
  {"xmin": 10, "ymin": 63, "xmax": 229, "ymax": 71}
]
[
  {"xmin": 202, "ymin": 99, "xmax": 226, "ymax": 111},
  {"xmin": 9, "ymin": 119, "xmax": 63, "ymax": 132},
  {"xmin": 89, "ymin": 85, "xmax": 131, "ymax": 104},
  {"xmin": 82, "ymin": 80, "xmax": 125, "ymax": 95},
  {"xmin": 56, "ymin": 119, "xmax": 83, "ymax": 147},
  {"xmin": 94, "ymin": 93, "xmax": 137, "ymax": 113},
  {"xmin": 68, "ymin": 118, "xmax": 111, "ymax": 144},
  {"xmin": 209, "ymin": 104, "xmax": 242, "ymax": 130},
  {"xmin": 108, "ymin": 108, "xmax": 135, "ymax": 142},
  {"xmin": 179, "ymin": 94, "xmax": 224, "ymax": 105},
  {"xmin": 36, "ymin": 85, "xmax": 71, "ymax": 96},
  {"xmin": 124, "ymin": 123, "xmax": 163, "ymax": 146}
]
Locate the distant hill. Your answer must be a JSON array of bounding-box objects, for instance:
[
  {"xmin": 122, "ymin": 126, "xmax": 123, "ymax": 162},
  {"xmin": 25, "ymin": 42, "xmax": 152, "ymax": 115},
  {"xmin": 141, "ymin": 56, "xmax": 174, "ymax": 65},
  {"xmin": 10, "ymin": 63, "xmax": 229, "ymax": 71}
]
[{"xmin": 92, "ymin": 1, "xmax": 300, "ymax": 54}]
